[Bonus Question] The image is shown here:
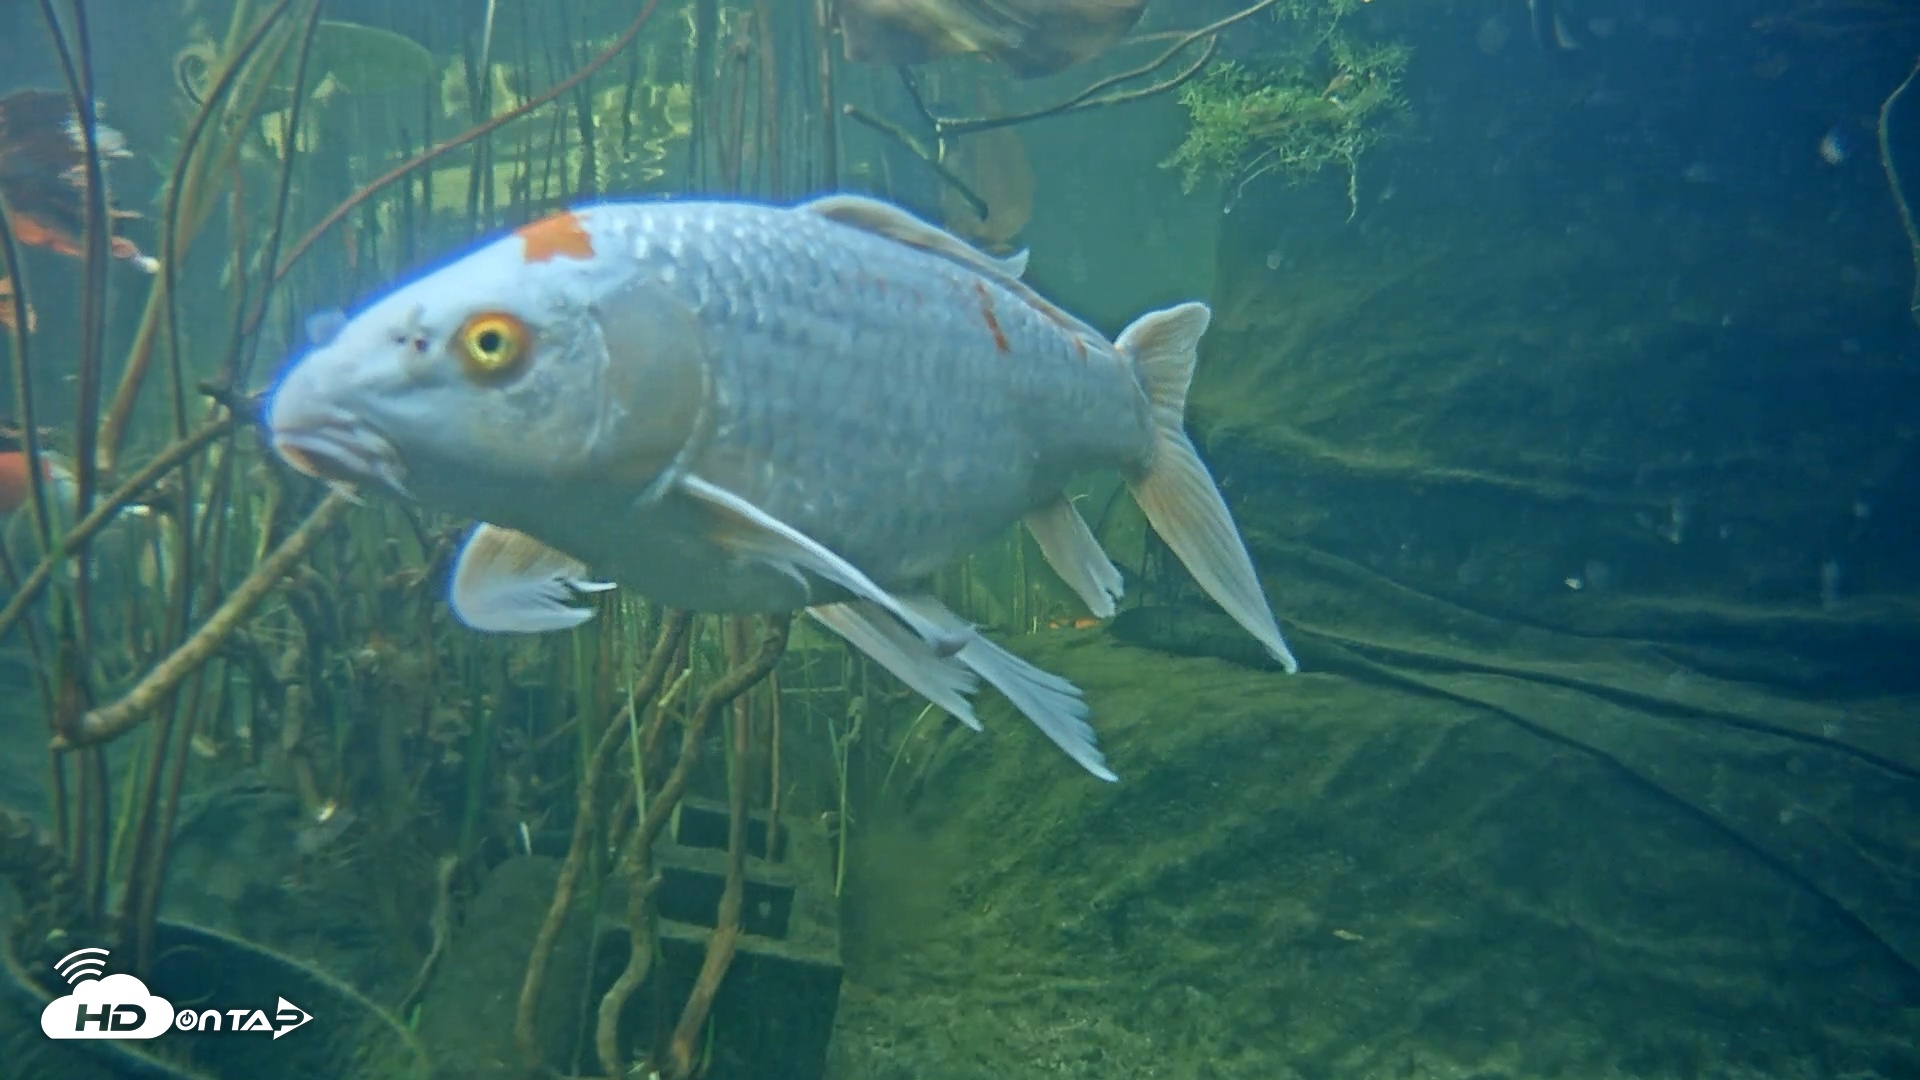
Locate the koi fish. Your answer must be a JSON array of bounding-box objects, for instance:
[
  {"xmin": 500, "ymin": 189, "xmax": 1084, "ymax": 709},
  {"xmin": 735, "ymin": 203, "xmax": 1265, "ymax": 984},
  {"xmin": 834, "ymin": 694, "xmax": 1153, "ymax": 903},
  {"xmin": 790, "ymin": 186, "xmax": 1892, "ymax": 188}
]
[
  {"xmin": 0, "ymin": 448, "xmax": 77, "ymax": 520},
  {"xmin": 0, "ymin": 88, "xmax": 158, "ymax": 273},
  {"xmin": 265, "ymin": 194, "xmax": 1299, "ymax": 780},
  {"xmin": 0, "ymin": 276, "xmax": 32, "ymax": 333}
]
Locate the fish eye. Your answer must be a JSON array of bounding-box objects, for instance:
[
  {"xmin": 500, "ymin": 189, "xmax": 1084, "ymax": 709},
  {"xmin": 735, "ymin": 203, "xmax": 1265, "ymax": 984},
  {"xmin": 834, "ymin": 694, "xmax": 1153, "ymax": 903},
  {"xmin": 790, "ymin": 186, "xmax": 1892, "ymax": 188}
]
[{"xmin": 455, "ymin": 312, "xmax": 531, "ymax": 381}]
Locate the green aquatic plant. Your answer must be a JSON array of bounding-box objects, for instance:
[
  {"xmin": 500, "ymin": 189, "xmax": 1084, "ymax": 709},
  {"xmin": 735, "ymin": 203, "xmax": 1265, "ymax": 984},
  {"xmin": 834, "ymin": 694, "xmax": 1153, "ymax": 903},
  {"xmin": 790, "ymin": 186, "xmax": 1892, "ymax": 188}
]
[{"xmin": 1164, "ymin": 2, "xmax": 1409, "ymax": 218}]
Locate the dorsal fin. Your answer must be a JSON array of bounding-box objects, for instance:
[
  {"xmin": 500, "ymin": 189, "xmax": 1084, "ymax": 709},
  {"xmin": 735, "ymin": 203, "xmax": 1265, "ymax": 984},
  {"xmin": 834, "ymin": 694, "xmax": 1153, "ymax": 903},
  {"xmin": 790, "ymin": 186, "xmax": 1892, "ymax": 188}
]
[
  {"xmin": 796, "ymin": 193, "xmax": 1108, "ymax": 347},
  {"xmin": 798, "ymin": 193, "xmax": 1029, "ymax": 280}
]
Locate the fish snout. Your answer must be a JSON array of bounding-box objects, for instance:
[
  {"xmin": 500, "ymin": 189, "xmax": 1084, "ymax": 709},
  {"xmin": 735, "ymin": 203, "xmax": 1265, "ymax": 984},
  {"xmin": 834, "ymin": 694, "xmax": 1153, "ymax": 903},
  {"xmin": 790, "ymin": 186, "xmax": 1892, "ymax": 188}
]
[{"xmin": 267, "ymin": 391, "xmax": 407, "ymax": 496}]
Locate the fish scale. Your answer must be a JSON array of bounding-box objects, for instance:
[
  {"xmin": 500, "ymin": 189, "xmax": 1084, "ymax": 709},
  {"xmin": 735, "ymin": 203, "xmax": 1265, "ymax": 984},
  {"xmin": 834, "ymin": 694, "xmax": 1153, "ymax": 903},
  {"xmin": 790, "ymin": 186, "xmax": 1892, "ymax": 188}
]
[{"xmin": 593, "ymin": 202, "xmax": 1152, "ymax": 584}]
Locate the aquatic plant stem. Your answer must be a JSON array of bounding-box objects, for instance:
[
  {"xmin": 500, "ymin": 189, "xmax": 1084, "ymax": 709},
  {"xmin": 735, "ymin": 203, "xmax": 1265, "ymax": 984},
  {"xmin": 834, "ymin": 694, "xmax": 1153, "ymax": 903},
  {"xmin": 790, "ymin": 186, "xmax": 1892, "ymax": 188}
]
[
  {"xmin": 38, "ymin": 0, "xmax": 109, "ymax": 650},
  {"xmin": 395, "ymin": 854, "xmax": 459, "ymax": 1019},
  {"xmin": 593, "ymin": 616, "xmax": 789, "ymax": 1077},
  {"xmin": 221, "ymin": 0, "xmax": 325, "ymax": 395},
  {"xmin": 52, "ymin": 491, "xmax": 351, "ymax": 750},
  {"xmin": 1878, "ymin": 55, "xmax": 1920, "ymax": 328},
  {"xmin": 905, "ymin": 0, "xmax": 1265, "ymax": 140},
  {"xmin": 0, "ymin": 416, "xmax": 236, "ymax": 647},
  {"xmin": 515, "ymin": 608, "xmax": 691, "ymax": 1071},
  {"xmin": 861, "ymin": 10, "xmax": 1224, "ymax": 214},
  {"xmin": 815, "ymin": 0, "xmax": 839, "ymax": 188},
  {"xmin": 262, "ymin": 0, "xmax": 663, "ymax": 309},
  {"xmin": 95, "ymin": 0, "xmax": 299, "ymax": 473},
  {"xmin": 0, "ymin": 199, "xmax": 54, "ymax": 559},
  {"xmin": 766, "ymin": 667, "xmax": 782, "ymax": 856},
  {"xmin": 664, "ymin": 618, "xmax": 774, "ymax": 1079}
]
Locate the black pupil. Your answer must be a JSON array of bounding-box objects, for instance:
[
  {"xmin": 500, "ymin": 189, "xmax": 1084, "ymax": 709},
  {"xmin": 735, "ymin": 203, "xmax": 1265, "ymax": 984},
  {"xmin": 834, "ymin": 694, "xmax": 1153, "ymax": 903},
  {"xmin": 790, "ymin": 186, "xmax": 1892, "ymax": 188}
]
[{"xmin": 477, "ymin": 328, "xmax": 503, "ymax": 354}]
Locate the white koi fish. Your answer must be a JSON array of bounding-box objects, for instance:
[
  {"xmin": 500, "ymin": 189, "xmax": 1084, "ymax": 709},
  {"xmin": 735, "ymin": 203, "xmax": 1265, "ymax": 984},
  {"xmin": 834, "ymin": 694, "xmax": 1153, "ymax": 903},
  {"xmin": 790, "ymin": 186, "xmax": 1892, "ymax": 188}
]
[{"xmin": 265, "ymin": 194, "xmax": 1298, "ymax": 780}]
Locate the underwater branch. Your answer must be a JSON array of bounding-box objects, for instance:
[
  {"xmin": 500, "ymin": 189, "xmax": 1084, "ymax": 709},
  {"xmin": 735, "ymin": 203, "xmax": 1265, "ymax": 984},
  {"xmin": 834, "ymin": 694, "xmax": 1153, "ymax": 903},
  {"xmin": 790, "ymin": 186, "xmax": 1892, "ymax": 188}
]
[
  {"xmin": 0, "ymin": 414, "xmax": 237, "ymax": 646},
  {"xmin": 1878, "ymin": 55, "xmax": 1920, "ymax": 328},
  {"xmin": 51, "ymin": 490, "xmax": 352, "ymax": 750}
]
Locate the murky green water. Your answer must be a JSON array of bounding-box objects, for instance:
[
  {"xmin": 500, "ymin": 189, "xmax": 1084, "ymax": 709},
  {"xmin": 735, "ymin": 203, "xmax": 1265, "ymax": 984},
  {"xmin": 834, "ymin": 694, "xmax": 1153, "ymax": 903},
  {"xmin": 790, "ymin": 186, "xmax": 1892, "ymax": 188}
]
[{"xmin": 1, "ymin": 2, "xmax": 1916, "ymax": 1079}]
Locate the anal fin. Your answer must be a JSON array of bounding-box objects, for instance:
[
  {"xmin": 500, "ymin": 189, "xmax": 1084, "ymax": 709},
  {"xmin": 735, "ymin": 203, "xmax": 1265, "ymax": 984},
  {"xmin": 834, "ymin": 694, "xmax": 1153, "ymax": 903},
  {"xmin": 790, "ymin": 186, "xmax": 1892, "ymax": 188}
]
[
  {"xmin": 449, "ymin": 523, "xmax": 614, "ymax": 634},
  {"xmin": 1024, "ymin": 495, "xmax": 1124, "ymax": 618}
]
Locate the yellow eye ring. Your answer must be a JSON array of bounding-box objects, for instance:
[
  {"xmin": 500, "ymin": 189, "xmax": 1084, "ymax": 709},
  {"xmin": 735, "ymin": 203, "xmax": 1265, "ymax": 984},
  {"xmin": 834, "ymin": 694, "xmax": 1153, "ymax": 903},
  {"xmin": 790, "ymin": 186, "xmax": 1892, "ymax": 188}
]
[{"xmin": 456, "ymin": 312, "xmax": 531, "ymax": 381}]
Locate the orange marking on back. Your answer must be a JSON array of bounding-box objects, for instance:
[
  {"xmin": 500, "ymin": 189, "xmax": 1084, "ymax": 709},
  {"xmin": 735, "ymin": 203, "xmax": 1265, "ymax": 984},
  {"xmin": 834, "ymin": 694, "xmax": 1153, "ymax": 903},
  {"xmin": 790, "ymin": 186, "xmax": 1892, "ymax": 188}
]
[
  {"xmin": 1073, "ymin": 336, "xmax": 1088, "ymax": 363},
  {"xmin": 975, "ymin": 281, "xmax": 1009, "ymax": 355},
  {"xmin": 515, "ymin": 211, "xmax": 596, "ymax": 263}
]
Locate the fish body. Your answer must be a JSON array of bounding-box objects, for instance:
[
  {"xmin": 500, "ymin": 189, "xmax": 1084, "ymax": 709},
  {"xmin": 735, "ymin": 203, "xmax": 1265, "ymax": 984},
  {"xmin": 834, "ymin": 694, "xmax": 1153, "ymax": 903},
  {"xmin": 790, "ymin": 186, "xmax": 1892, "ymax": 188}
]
[
  {"xmin": 0, "ymin": 89, "xmax": 157, "ymax": 272},
  {"xmin": 0, "ymin": 449, "xmax": 76, "ymax": 518},
  {"xmin": 837, "ymin": 0, "xmax": 1147, "ymax": 78},
  {"xmin": 1527, "ymin": 0, "xmax": 1580, "ymax": 52},
  {"xmin": 267, "ymin": 194, "xmax": 1297, "ymax": 779}
]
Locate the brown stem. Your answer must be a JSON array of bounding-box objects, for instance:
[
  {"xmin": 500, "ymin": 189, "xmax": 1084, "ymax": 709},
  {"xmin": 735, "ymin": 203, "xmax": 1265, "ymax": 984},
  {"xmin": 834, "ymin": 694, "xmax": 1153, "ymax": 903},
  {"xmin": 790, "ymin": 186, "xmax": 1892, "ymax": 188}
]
[
  {"xmin": 395, "ymin": 854, "xmax": 460, "ymax": 1018},
  {"xmin": 0, "ymin": 198, "xmax": 54, "ymax": 557},
  {"xmin": 96, "ymin": 0, "xmax": 298, "ymax": 471},
  {"xmin": 222, "ymin": 0, "xmax": 325, "ymax": 393},
  {"xmin": 261, "ymin": 0, "xmax": 664, "ymax": 311},
  {"xmin": 593, "ymin": 853, "xmax": 659, "ymax": 1076},
  {"xmin": 840, "ymin": 105, "xmax": 988, "ymax": 219},
  {"xmin": 664, "ymin": 615, "xmax": 790, "ymax": 1077},
  {"xmin": 51, "ymin": 491, "xmax": 351, "ymax": 750},
  {"xmin": 514, "ymin": 608, "xmax": 690, "ymax": 1071},
  {"xmin": 0, "ymin": 415, "xmax": 236, "ymax": 646},
  {"xmin": 33, "ymin": 0, "xmax": 111, "ymax": 661},
  {"xmin": 766, "ymin": 667, "xmax": 781, "ymax": 861},
  {"xmin": 909, "ymin": 0, "xmax": 1264, "ymax": 140}
]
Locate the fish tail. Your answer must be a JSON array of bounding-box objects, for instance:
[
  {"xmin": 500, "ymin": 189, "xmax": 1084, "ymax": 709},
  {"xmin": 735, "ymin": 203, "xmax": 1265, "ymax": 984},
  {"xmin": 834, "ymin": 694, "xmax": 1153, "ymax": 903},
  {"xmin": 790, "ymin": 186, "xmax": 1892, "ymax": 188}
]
[{"xmin": 1118, "ymin": 303, "xmax": 1300, "ymax": 674}]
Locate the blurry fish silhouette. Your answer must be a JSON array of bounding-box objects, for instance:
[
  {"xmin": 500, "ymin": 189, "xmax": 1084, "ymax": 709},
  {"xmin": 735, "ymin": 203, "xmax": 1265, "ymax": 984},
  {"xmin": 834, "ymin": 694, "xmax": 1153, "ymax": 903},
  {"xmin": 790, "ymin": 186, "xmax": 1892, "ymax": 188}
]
[
  {"xmin": 0, "ymin": 88, "xmax": 158, "ymax": 273},
  {"xmin": 0, "ymin": 275, "xmax": 32, "ymax": 333},
  {"xmin": 838, "ymin": 0, "xmax": 1148, "ymax": 78},
  {"xmin": 939, "ymin": 85, "xmax": 1035, "ymax": 252},
  {"xmin": 0, "ymin": 447, "xmax": 78, "ymax": 520},
  {"xmin": 1528, "ymin": 0, "xmax": 1580, "ymax": 52}
]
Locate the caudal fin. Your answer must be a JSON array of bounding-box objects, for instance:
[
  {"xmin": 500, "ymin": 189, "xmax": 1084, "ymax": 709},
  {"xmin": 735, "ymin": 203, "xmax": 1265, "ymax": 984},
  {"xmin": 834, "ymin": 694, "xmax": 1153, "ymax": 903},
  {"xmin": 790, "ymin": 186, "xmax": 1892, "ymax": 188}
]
[{"xmin": 1118, "ymin": 303, "xmax": 1300, "ymax": 673}]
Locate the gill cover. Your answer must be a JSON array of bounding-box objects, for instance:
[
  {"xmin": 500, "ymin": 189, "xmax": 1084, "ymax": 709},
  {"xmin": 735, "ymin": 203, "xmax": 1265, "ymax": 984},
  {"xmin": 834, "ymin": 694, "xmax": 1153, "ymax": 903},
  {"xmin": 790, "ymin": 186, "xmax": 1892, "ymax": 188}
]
[{"xmin": 579, "ymin": 277, "xmax": 712, "ymax": 497}]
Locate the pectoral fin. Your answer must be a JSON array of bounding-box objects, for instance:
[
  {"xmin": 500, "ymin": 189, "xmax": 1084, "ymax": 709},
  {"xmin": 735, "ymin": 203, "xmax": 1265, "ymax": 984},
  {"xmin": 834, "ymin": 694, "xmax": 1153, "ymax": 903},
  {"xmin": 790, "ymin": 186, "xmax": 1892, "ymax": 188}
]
[
  {"xmin": 681, "ymin": 474, "xmax": 970, "ymax": 656},
  {"xmin": 1024, "ymin": 495, "xmax": 1123, "ymax": 618},
  {"xmin": 449, "ymin": 523, "xmax": 614, "ymax": 634},
  {"xmin": 808, "ymin": 601, "xmax": 981, "ymax": 730}
]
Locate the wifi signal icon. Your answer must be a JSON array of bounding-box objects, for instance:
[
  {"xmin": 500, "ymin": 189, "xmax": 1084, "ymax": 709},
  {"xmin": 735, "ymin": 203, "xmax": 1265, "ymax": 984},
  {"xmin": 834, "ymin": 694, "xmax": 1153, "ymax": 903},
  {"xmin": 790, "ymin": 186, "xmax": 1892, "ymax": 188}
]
[{"xmin": 54, "ymin": 947, "xmax": 110, "ymax": 985}]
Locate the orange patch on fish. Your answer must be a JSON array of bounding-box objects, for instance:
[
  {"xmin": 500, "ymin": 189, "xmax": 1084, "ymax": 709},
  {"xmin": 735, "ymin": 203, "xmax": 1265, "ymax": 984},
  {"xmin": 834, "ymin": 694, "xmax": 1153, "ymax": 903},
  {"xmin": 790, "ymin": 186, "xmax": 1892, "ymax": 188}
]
[
  {"xmin": 974, "ymin": 281, "xmax": 1009, "ymax": 355},
  {"xmin": 0, "ymin": 452, "xmax": 35, "ymax": 514},
  {"xmin": 516, "ymin": 212, "xmax": 596, "ymax": 263},
  {"xmin": 0, "ymin": 277, "xmax": 32, "ymax": 333}
]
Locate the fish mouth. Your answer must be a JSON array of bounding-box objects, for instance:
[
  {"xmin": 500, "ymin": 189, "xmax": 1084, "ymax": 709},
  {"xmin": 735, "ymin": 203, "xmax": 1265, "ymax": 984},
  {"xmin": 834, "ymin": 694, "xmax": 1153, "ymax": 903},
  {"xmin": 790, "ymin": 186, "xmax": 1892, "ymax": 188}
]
[{"xmin": 270, "ymin": 421, "xmax": 409, "ymax": 498}]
